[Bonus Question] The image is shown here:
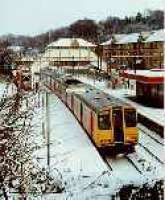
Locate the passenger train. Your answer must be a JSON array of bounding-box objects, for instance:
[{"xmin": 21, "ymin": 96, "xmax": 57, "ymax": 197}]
[{"xmin": 42, "ymin": 70, "xmax": 138, "ymax": 152}]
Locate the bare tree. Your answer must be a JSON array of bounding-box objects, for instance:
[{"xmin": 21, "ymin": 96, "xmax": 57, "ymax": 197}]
[{"xmin": 0, "ymin": 83, "xmax": 63, "ymax": 199}]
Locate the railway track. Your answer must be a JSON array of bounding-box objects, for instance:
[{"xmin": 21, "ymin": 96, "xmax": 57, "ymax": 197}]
[
  {"xmin": 138, "ymin": 142, "xmax": 164, "ymax": 165},
  {"xmin": 104, "ymin": 154, "xmax": 143, "ymax": 177},
  {"xmin": 124, "ymin": 155, "xmax": 143, "ymax": 174},
  {"xmin": 103, "ymin": 136, "xmax": 164, "ymax": 178},
  {"xmin": 138, "ymin": 124, "xmax": 164, "ymax": 165},
  {"xmin": 138, "ymin": 124, "xmax": 164, "ymax": 146}
]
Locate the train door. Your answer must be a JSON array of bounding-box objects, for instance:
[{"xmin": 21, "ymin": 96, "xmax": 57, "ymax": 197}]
[
  {"xmin": 90, "ymin": 111, "xmax": 93, "ymax": 136},
  {"xmin": 112, "ymin": 108, "xmax": 124, "ymax": 143},
  {"xmin": 71, "ymin": 94, "xmax": 74, "ymax": 110},
  {"xmin": 80, "ymin": 102, "xmax": 83, "ymax": 123}
]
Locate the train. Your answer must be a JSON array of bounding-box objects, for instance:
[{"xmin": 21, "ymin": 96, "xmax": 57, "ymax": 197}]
[{"xmin": 41, "ymin": 69, "xmax": 138, "ymax": 152}]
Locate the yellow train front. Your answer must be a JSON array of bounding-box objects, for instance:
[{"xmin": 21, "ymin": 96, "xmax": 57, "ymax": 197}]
[{"xmin": 73, "ymin": 89, "xmax": 138, "ymax": 152}]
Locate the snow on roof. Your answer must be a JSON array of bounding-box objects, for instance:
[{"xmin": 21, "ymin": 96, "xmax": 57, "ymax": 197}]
[
  {"xmin": 122, "ymin": 69, "xmax": 165, "ymax": 78},
  {"xmin": 117, "ymin": 33, "xmax": 140, "ymax": 44},
  {"xmin": 100, "ymin": 34, "xmax": 127, "ymax": 46},
  {"xmin": 101, "ymin": 30, "xmax": 164, "ymax": 45},
  {"xmin": 47, "ymin": 38, "xmax": 96, "ymax": 48},
  {"xmin": 116, "ymin": 32, "xmax": 150, "ymax": 44},
  {"xmin": 100, "ymin": 39, "xmax": 113, "ymax": 46},
  {"xmin": 145, "ymin": 29, "xmax": 165, "ymax": 42}
]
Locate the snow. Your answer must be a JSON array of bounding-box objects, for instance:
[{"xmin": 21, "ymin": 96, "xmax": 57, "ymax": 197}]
[
  {"xmin": 33, "ymin": 92, "xmax": 121, "ymax": 199},
  {"xmin": 139, "ymin": 130, "xmax": 164, "ymax": 163},
  {"xmin": 146, "ymin": 29, "xmax": 165, "ymax": 42},
  {"xmin": 47, "ymin": 38, "xmax": 96, "ymax": 48},
  {"xmin": 0, "ymin": 79, "xmax": 164, "ymax": 199},
  {"xmin": 32, "ymin": 87, "xmax": 164, "ymax": 199},
  {"xmin": 101, "ymin": 34, "xmax": 127, "ymax": 46},
  {"xmin": 138, "ymin": 124, "xmax": 164, "ymax": 145},
  {"xmin": 106, "ymin": 156, "xmax": 142, "ymax": 185},
  {"xmin": 116, "ymin": 33, "xmax": 141, "ymax": 44},
  {"xmin": 127, "ymin": 150, "xmax": 164, "ymax": 182},
  {"xmin": 122, "ymin": 69, "xmax": 165, "ymax": 78}
]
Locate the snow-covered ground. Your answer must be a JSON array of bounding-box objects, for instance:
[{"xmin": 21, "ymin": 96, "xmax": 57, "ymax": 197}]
[
  {"xmin": 75, "ymin": 75, "xmax": 164, "ymax": 127},
  {"xmin": 33, "ymin": 91, "xmax": 121, "ymax": 199},
  {"xmin": 0, "ymin": 80, "xmax": 164, "ymax": 199},
  {"xmin": 139, "ymin": 129, "xmax": 164, "ymax": 163},
  {"xmin": 32, "ymin": 89, "xmax": 164, "ymax": 199}
]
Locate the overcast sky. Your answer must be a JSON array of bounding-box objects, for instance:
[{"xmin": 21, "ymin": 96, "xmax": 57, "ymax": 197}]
[{"xmin": 0, "ymin": 0, "xmax": 164, "ymax": 36}]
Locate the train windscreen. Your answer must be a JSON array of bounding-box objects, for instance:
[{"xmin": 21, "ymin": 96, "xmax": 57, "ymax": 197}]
[
  {"xmin": 124, "ymin": 109, "xmax": 137, "ymax": 127},
  {"xmin": 98, "ymin": 111, "xmax": 111, "ymax": 130}
]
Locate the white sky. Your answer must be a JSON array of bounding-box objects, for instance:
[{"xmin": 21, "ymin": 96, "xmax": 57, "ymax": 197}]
[{"xmin": 0, "ymin": 0, "xmax": 164, "ymax": 36}]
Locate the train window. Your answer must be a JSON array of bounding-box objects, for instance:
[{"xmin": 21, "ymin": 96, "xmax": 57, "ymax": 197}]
[
  {"xmin": 98, "ymin": 112, "xmax": 111, "ymax": 130},
  {"xmin": 124, "ymin": 109, "xmax": 137, "ymax": 127}
]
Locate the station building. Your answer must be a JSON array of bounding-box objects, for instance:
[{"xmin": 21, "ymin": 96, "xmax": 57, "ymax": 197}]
[{"xmin": 120, "ymin": 69, "xmax": 164, "ymax": 108}]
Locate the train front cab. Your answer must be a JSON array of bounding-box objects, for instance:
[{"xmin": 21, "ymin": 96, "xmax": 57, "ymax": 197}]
[{"xmin": 94, "ymin": 107, "xmax": 138, "ymax": 152}]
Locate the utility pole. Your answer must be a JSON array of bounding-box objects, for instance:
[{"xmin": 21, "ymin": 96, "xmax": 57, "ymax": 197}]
[
  {"xmin": 45, "ymin": 91, "xmax": 50, "ymax": 170},
  {"xmin": 42, "ymin": 90, "xmax": 50, "ymax": 169}
]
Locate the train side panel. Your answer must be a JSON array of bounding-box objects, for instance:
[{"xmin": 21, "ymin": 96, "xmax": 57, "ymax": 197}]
[
  {"xmin": 73, "ymin": 95, "xmax": 82, "ymax": 122},
  {"xmin": 81, "ymin": 102, "xmax": 93, "ymax": 136},
  {"xmin": 67, "ymin": 92, "xmax": 73, "ymax": 110}
]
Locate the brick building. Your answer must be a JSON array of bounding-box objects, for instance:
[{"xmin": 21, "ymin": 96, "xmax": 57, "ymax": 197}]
[{"xmin": 101, "ymin": 29, "xmax": 164, "ymax": 73}]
